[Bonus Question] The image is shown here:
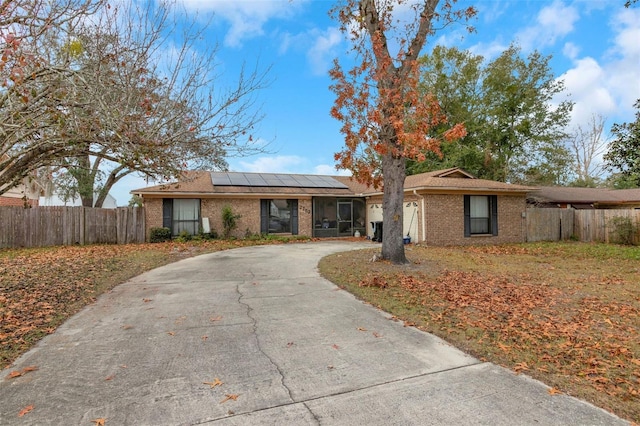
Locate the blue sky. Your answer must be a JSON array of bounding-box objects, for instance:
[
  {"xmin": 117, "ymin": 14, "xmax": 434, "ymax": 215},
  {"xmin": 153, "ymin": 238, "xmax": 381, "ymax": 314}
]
[{"xmin": 114, "ymin": 0, "xmax": 640, "ymax": 205}]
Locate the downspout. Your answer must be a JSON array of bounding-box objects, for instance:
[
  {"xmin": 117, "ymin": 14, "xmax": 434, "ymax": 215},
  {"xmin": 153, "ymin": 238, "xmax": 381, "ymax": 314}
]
[{"xmin": 413, "ymin": 190, "xmax": 426, "ymax": 243}]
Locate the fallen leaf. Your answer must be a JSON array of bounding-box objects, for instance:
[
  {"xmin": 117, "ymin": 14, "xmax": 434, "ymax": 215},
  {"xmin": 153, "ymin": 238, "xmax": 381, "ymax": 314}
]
[
  {"xmin": 7, "ymin": 365, "xmax": 38, "ymax": 379},
  {"xmin": 104, "ymin": 374, "xmax": 115, "ymax": 381},
  {"xmin": 167, "ymin": 331, "xmax": 175, "ymax": 336},
  {"xmin": 18, "ymin": 405, "xmax": 34, "ymax": 417},
  {"xmin": 548, "ymin": 387, "xmax": 562, "ymax": 395},
  {"xmin": 372, "ymin": 332, "xmax": 382, "ymax": 338},
  {"xmin": 220, "ymin": 394, "xmax": 239, "ymax": 403},
  {"xmin": 497, "ymin": 343, "xmax": 511, "ymax": 353},
  {"xmin": 91, "ymin": 418, "xmax": 106, "ymax": 425},
  {"xmin": 143, "ymin": 299, "xmax": 152, "ymax": 303},
  {"xmin": 332, "ymin": 344, "xmax": 340, "ymax": 350},
  {"xmin": 203, "ymin": 378, "xmax": 223, "ymax": 388},
  {"xmin": 514, "ymin": 362, "xmax": 529, "ymax": 373}
]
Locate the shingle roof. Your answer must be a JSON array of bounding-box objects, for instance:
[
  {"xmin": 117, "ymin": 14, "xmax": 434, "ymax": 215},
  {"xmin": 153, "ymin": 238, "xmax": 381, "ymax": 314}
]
[
  {"xmin": 529, "ymin": 186, "xmax": 640, "ymax": 205},
  {"xmin": 132, "ymin": 168, "xmax": 535, "ymax": 197}
]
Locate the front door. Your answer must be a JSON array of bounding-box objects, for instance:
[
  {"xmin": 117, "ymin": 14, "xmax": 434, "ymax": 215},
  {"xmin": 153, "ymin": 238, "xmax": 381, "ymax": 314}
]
[{"xmin": 337, "ymin": 200, "xmax": 353, "ymax": 236}]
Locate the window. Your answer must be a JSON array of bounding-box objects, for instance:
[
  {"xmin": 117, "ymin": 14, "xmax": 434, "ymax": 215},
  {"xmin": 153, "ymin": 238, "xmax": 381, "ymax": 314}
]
[
  {"xmin": 261, "ymin": 199, "xmax": 298, "ymax": 234},
  {"xmin": 163, "ymin": 198, "xmax": 201, "ymax": 236},
  {"xmin": 464, "ymin": 195, "xmax": 498, "ymax": 237}
]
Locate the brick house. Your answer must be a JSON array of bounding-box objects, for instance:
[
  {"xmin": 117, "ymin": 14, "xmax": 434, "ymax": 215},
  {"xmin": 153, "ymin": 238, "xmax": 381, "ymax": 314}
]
[
  {"xmin": 0, "ymin": 179, "xmax": 40, "ymax": 207},
  {"xmin": 132, "ymin": 167, "xmax": 533, "ymax": 246},
  {"xmin": 0, "ymin": 154, "xmax": 40, "ymax": 207}
]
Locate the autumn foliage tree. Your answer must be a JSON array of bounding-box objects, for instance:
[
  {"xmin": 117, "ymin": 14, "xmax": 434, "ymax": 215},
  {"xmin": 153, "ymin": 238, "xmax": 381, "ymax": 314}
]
[{"xmin": 329, "ymin": 0, "xmax": 474, "ymax": 264}]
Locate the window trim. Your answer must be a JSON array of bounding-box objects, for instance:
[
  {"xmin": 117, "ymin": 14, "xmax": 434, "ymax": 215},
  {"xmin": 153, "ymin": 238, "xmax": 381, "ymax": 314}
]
[{"xmin": 464, "ymin": 195, "xmax": 498, "ymax": 237}]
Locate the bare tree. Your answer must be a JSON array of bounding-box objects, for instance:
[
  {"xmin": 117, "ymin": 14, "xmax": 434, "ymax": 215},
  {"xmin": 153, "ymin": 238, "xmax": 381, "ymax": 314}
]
[
  {"xmin": 1, "ymin": 1, "xmax": 270, "ymax": 206},
  {"xmin": 567, "ymin": 114, "xmax": 609, "ymax": 187},
  {"xmin": 0, "ymin": 0, "xmax": 106, "ymax": 194}
]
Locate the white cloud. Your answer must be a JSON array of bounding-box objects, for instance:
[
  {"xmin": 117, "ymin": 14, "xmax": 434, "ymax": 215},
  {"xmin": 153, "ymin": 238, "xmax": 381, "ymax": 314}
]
[
  {"xmin": 516, "ymin": 1, "xmax": 579, "ymax": 52},
  {"xmin": 307, "ymin": 27, "xmax": 342, "ymax": 76},
  {"xmin": 604, "ymin": 7, "xmax": 640, "ymax": 117},
  {"xmin": 313, "ymin": 164, "xmax": 351, "ymax": 176},
  {"xmin": 232, "ymin": 156, "xmax": 350, "ymax": 176},
  {"xmin": 235, "ymin": 155, "xmax": 308, "ymax": 173},
  {"xmin": 555, "ymin": 7, "xmax": 639, "ymax": 130},
  {"xmin": 558, "ymin": 57, "xmax": 616, "ymax": 128},
  {"xmin": 562, "ymin": 42, "xmax": 580, "ymax": 60},
  {"xmin": 180, "ymin": 0, "xmax": 307, "ymax": 48}
]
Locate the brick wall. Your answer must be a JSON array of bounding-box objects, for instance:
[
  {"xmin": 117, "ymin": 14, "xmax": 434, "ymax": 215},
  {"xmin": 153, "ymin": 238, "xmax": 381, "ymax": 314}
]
[
  {"xmin": 366, "ymin": 192, "xmax": 526, "ymax": 246},
  {"xmin": 201, "ymin": 198, "xmax": 257, "ymax": 238},
  {"xmin": 143, "ymin": 193, "xmax": 526, "ymax": 244},
  {"xmin": 0, "ymin": 196, "xmax": 38, "ymax": 207},
  {"xmin": 144, "ymin": 198, "xmax": 163, "ymax": 238},
  {"xmin": 424, "ymin": 193, "xmax": 526, "ymax": 246},
  {"xmin": 143, "ymin": 196, "xmax": 313, "ymax": 240}
]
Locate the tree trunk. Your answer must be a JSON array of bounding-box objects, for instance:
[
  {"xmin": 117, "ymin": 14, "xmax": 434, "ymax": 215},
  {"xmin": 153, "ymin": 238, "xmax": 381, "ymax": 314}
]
[{"xmin": 381, "ymin": 152, "xmax": 408, "ymax": 264}]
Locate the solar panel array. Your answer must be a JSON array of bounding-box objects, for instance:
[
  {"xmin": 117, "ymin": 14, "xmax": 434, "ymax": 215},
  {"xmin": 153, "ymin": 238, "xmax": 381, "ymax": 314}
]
[{"xmin": 210, "ymin": 172, "xmax": 348, "ymax": 189}]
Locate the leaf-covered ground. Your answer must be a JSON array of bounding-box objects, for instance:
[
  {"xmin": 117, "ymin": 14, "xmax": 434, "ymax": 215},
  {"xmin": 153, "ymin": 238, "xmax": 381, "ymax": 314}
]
[
  {"xmin": 0, "ymin": 237, "xmax": 309, "ymax": 369},
  {"xmin": 319, "ymin": 242, "xmax": 640, "ymax": 423}
]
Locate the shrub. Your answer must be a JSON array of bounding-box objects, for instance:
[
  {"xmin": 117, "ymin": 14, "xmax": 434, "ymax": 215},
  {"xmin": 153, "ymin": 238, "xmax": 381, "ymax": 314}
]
[
  {"xmin": 175, "ymin": 230, "xmax": 192, "ymax": 243},
  {"xmin": 608, "ymin": 216, "xmax": 639, "ymax": 245},
  {"xmin": 222, "ymin": 205, "xmax": 242, "ymax": 238},
  {"xmin": 150, "ymin": 227, "xmax": 171, "ymax": 243}
]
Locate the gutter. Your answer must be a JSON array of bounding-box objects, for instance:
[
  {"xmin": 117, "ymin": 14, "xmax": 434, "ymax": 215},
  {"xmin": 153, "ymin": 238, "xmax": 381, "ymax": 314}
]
[{"xmin": 413, "ymin": 190, "xmax": 426, "ymax": 243}]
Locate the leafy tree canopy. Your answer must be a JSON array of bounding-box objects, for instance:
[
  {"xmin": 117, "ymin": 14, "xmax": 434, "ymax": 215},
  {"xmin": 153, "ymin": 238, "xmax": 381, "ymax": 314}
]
[
  {"xmin": 408, "ymin": 44, "xmax": 574, "ymax": 185},
  {"xmin": 604, "ymin": 99, "xmax": 640, "ymax": 188}
]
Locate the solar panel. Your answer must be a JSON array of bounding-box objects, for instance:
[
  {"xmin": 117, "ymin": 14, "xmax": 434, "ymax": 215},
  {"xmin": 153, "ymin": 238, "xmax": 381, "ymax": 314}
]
[{"xmin": 210, "ymin": 172, "xmax": 348, "ymax": 189}]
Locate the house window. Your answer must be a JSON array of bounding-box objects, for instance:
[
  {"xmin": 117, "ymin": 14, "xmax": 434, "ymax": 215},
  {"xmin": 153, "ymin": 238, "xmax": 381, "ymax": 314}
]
[
  {"xmin": 464, "ymin": 195, "xmax": 498, "ymax": 237},
  {"xmin": 163, "ymin": 198, "xmax": 200, "ymax": 236},
  {"xmin": 260, "ymin": 199, "xmax": 298, "ymax": 234}
]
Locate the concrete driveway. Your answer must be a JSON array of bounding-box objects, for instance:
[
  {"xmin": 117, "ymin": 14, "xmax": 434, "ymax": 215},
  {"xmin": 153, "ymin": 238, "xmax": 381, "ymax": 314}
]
[{"xmin": 0, "ymin": 241, "xmax": 628, "ymax": 425}]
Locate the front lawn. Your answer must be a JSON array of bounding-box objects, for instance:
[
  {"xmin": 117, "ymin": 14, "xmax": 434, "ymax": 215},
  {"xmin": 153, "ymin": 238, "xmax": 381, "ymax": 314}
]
[{"xmin": 319, "ymin": 242, "xmax": 640, "ymax": 423}]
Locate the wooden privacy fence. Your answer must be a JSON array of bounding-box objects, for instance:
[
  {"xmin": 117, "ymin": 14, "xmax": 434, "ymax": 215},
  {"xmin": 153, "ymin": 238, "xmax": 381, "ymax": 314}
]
[
  {"xmin": 0, "ymin": 206, "xmax": 145, "ymax": 248},
  {"xmin": 526, "ymin": 208, "xmax": 640, "ymax": 244}
]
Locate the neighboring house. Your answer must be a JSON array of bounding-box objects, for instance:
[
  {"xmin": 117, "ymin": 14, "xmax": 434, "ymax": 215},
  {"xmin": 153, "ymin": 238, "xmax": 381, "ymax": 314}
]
[
  {"xmin": 0, "ymin": 178, "xmax": 40, "ymax": 207},
  {"xmin": 0, "ymin": 154, "xmax": 41, "ymax": 206},
  {"xmin": 132, "ymin": 167, "xmax": 533, "ymax": 246},
  {"xmin": 527, "ymin": 187, "xmax": 640, "ymax": 209},
  {"xmin": 39, "ymin": 193, "xmax": 118, "ymax": 209}
]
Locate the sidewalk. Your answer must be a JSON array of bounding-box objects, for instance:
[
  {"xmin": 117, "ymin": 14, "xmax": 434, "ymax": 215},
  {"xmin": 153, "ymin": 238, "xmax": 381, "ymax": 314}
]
[{"xmin": 0, "ymin": 242, "xmax": 628, "ymax": 425}]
